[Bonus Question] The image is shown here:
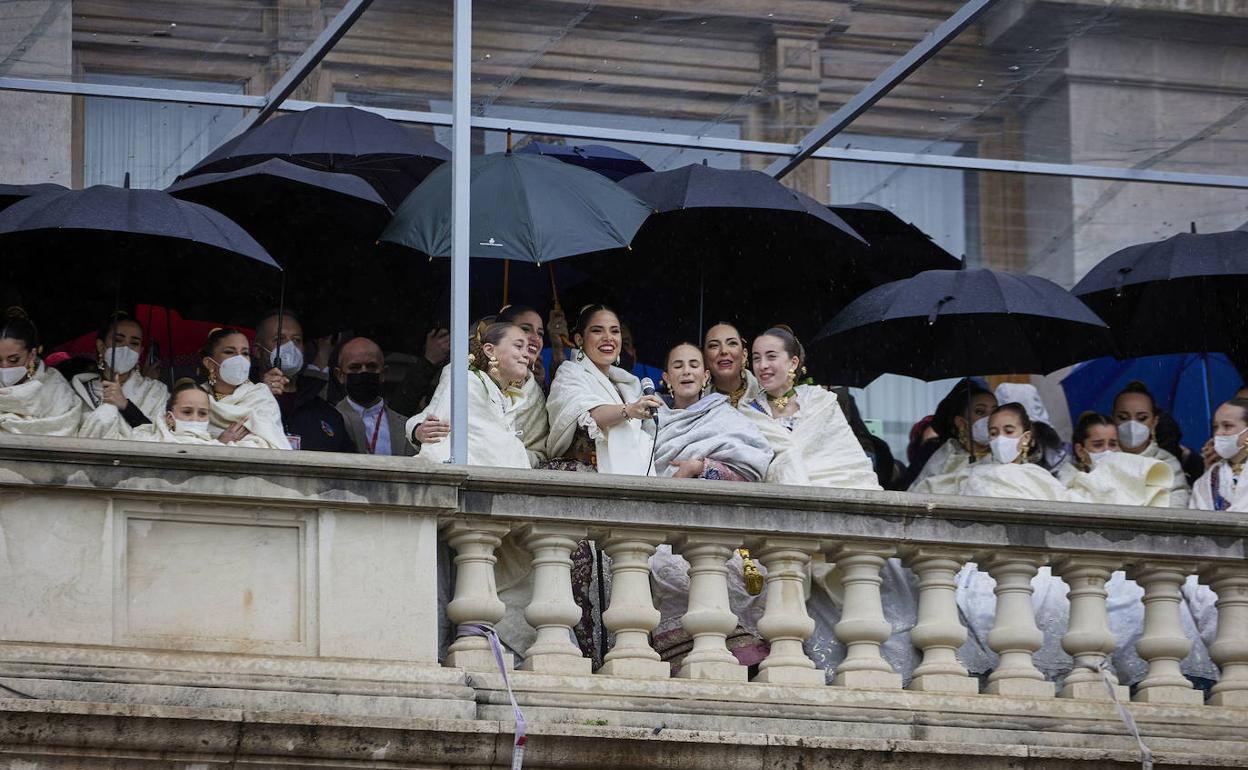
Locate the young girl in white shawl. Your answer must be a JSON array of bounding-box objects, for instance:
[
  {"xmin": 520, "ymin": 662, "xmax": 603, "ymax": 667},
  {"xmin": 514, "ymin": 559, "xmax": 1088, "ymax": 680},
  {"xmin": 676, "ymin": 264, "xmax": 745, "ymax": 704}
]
[
  {"xmin": 497, "ymin": 305, "xmax": 551, "ymax": 467},
  {"xmin": 907, "ymin": 379, "xmax": 996, "ymax": 492},
  {"xmin": 132, "ymin": 380, "xmax": 270, "ymax": 447},
  {"xmin": 1190, "ymin": 398, "xmax": 1248, "ymax": 511},
  {"xmin": 702, "ymin": 322, "xmax": 760, "ymax": 409},
  {"xmin": 739, "ymin": 327, "xmax": 880, "ymax": 490},
  {"xmin": 0, "ymin": 307, "xmax": 83, "ymax": 436},
  {"xmin": 199, "ymin": 328, "xmax": 290, "ymax": 450},
  {"xmin": 72, "ymin": 313, "xmax": 168, "ymax": 440},
  {"xmin": 406, "ymin": 321, "xmax": 533, "ymax": 468},
  {"xmin": 649, "ymin": 341, "xmax": 774, "ymax": 671},
  {"xmin": 545, "ymin": 305, "xmax": 662, "ymax": 475}
]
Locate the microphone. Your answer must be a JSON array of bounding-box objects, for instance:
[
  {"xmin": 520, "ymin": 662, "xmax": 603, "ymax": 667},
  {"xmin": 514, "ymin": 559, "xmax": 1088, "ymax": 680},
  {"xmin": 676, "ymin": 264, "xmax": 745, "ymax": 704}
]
[{"xmin": 640, "ymin": 377, "xmax": 659, "ymax": 422}]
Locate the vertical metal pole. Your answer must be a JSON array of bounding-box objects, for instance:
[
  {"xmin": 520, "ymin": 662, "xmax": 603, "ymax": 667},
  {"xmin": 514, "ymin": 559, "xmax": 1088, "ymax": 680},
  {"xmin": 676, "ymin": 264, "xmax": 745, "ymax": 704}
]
[{"xmin": 449, "ymin": 0, "xmax": 472, "ymax": 464}]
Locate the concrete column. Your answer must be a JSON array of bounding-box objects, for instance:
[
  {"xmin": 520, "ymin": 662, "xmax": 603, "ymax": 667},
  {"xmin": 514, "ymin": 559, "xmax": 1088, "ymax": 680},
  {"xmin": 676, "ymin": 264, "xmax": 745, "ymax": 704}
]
[
  {"xmin": 598, "ymin": 529, "xmax": 670, "ymax": 680},
  {"xmin": 1052, "ymin": 556, "xmax": 1127, "ymax": 700},
  {"xmin": 443, "ymin": 520, "xmax": 513, "ymax": 671},
  {"xmin": 1130, "ymin": 561, "xmax": 1203, "ymax": 705},
  {"xmin": 518, "ymin": 523, "xmax": 591, "ymax": 675},
  {"xmin": 751, "ymin": 537, "xmax": 823, "ymax": 686},
  {"xmin": 984, "ymin": 552, "xmax": 1055, "ymax": 698},
  {"xmin": 672, "ymin": 533, "xmax": 747, "ymax": 682},
  {"xmin": 901, "ymin": 547, "xmax": 978, "ymax": 694},
  {"xmin": 827, "ymin": 541, "xmax": 901, "ymax": 689},
  {"xmin": 1202, "ymin": 564, "xmax": 1248, "ymax": 707}
]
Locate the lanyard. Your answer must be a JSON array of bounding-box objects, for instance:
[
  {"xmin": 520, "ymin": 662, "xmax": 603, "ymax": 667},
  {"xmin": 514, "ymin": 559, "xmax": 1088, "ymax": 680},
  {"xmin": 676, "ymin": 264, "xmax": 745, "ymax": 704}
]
[{"xmin": 367, "ymin": 405, "xmax": 385, "ymax": 454}]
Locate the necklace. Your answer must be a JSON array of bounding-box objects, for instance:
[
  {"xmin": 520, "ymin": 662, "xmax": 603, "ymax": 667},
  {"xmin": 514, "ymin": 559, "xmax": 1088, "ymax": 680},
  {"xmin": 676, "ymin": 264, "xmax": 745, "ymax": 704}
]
[{"xmin": 767, "ymin": 387, "xmax": 797, "ymax": 411}]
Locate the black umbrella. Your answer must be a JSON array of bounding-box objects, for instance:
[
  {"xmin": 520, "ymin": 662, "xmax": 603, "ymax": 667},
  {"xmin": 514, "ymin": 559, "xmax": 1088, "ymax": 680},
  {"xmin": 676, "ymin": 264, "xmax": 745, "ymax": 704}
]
[
  {"xmin": 0, "ymin": 182, "xmax": 68, "ymax": 213},
  {"xmin": 1071, "ymin": 229, "xmax": 1248, "ymax": 359},
  {"xmin": 810, "ymin": 267, "xmax": 1114, "ymax": 383},
  {"xmin": 614, "ymin": 164, "xmax": 869, "ymax": 349},
  {"xmin": 167, "ymin": 159, "xmax": 393, "ymax": 333},
  {"xmin": 180, "ymin": 106, "xmax": 449, "ymax": 208},
  {"xmin": 516, "ymin": 142, "xmax": 653, "ymax": 181},
  {"xmin": 828, "ymin": 203, "xmax": 961, "ymax": 285},
  {"xmin": 0, "ymin": 185, "xmax": 279, "ymax": 346}
]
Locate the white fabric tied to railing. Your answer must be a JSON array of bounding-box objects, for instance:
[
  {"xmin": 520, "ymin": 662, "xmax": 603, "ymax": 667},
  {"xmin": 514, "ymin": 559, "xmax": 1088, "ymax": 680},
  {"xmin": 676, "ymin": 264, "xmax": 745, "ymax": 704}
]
[
  {"xmin": 458, "ymin": 623, "xmax": 527, "ymax": 770},
  {"xmin": 1081, "ymin": 657, "xmax": 1153, "ymax": 770}
]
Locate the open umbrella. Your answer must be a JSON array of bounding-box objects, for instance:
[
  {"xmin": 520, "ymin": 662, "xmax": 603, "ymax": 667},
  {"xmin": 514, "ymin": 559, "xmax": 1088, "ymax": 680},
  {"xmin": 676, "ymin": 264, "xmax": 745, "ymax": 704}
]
[
  {"xmin": 0, "ymin": 185, "xmax": 279, "ymax": 347},
  {"xmin": 1062, "ymin": 352, "xmax": 1244, "ymax": 449},
  {"xmin": 180, "ymin": 106, "xmax": 449, "ymax": 208},
  {"xmin": 0, "ymin": 182, "xmax": 68, "ymax": 213},
  {"xmin": 810, "ymin": 268, "xmax": 1114, "ymax": 382},
  {"xmin": 167, "ymin": 158, "xmax": 394, "ymax": 334},
  {"xmin": 828, "ymin": 203, "xmax": 961, "ymax": 285},
  {"xmin": 615, "ymin": 164, "xmax": 869, "ymax": 347},
  {"xmin": 516, "ymin": 142, "xmax": 652, "ymax": 181},
  {"xmin": 1072, "ymin": 229, "xmax": 1248, "ymax": 416},
  {"xmin": 380, "ymin": 151, "xmax": 652, "ymax": 263}
]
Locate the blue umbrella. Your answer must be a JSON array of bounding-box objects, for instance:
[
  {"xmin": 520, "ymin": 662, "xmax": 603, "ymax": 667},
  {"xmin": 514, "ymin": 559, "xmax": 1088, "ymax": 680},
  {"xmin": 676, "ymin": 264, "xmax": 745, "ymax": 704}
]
[
  {"xmin": 1061, "ymin": 353, "xmax": 1244, "ymax": 448},
  {"xmin": 516, "ymin": 142, "xmax": 652, "ymax": 181}
]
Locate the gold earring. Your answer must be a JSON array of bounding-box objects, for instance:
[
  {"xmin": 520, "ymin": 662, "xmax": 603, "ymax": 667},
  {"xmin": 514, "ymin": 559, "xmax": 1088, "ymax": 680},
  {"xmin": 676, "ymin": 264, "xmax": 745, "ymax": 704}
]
[
  {"xmin": 574, "ymin": 347, "xmax": 586, "ymax": 362},
  {"xmin": 742, "ymin": 350, "xmax": 750, "ymax": 371},
  {"xmin": 487, "ymin": 355, "xmax": 500, "ymax": 378},
  {"xmin": 26, "ymin": 359, "xmax": 37, "ymax": 378},
  {"xmin": 208, "ymin": 369, "xmax": 217, "ymax": 389},
  {"xmin": 614, "ymin": 353, "xmax": 621, "ymax": 366},
  {"xmin": 786, "ymin": 366, "xmax": 797, "ymax": 386}
]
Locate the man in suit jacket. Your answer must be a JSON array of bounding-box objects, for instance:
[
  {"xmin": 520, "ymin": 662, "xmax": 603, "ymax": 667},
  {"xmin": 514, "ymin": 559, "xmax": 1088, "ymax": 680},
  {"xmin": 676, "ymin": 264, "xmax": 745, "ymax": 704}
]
[{"xmin": 334, "ymin": 337, "xmax": 416, "ymax": 457}]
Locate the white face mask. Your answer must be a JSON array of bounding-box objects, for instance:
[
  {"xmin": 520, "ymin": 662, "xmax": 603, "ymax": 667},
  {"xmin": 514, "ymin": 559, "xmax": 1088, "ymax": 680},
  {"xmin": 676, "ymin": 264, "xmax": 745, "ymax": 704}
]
[
  {"xmin": 0, "ymin": 364, "xmax": 28, "ymax": 387},
  {"xmin": 174, "ymin": 419, "xmax": 211, "ymax": 437},
  {"xmin": 216, "ymin": 354, "xmax": 251, "ymax": 386},
  {"xmin": 1087, "ymin": 449, "xmax": 1112, "ymax": 468},
  {"xmin": 990, "ymin": 435, "xmax": 1021, "ymax": 464},
  {"xmin": 1213, "ymin": 428, "xmax": 1248, "ymax": 460},
  {"xmin": 970, "ymin": 416, "xmax": 990, "ymax": 445},
  {"xmin": 267, "ymin": 340, "xmax": 303, "ymax": 377},
  {"xmin": 1117, "ymin": 420, "xmax": 1151, "ymax": 450},
  {"xmin": 102, "ymin": 345, "xmax": 140, "ymax": 375}
]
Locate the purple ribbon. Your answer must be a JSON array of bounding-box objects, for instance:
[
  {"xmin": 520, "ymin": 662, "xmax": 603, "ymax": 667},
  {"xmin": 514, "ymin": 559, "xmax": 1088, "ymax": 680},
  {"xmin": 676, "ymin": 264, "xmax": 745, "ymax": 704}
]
[
  {"xmin": 459, "ymin": 623, "xmax": 527, "ymax": 770},
  {"xmin": 1080, "ymin": 659, "xmax": 1152, "ymax": 770}
]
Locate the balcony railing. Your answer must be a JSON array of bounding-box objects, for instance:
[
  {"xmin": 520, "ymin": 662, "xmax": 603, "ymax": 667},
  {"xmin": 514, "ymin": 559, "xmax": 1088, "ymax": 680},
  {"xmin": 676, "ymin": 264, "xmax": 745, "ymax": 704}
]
[{"xmin": 1, "ymin": 435, "xmax": 1247, "ymax": 769}]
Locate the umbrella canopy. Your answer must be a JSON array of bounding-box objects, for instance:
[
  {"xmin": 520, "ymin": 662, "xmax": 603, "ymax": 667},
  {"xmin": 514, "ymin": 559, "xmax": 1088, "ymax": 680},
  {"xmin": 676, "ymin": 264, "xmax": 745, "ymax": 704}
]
[
  {"xmin": 1071, "ymin": 229, "xmax": 1248, "ymax": 359},
  {"xmin": 167, "ymin": 159, "xmax": 394, "ymax": 333},
  {"xmin": 614, "ymin": 164, "xmax": 870, "ymax": 346},
  {"xmin": 0, "ymin": 182, "xmax": 68, "ymax": 213},
  {"xmin": 1061, "ymin": 352, "xmax": 1244, "ymax": 449},
  {"xmin": 0, "ymin": 185, "xmax": 279, "ymax": 346},
  {"xmin": 380, "ymin": 151, "xmax": 653, "ymax": 263},
  {"xmin": 810, "ymin": 268, "xmax": 1114, "ymax": 382},
  {"xmin": 828, "ymin": 203, "xmax": 961, "ymax": 285},
  {"xmin": 181, "ymin": 106, "xmax": 449, "ymax": 208},
  {"xmin": 516, "ymin": 142, "xmax": 652, "ymax": 181}
]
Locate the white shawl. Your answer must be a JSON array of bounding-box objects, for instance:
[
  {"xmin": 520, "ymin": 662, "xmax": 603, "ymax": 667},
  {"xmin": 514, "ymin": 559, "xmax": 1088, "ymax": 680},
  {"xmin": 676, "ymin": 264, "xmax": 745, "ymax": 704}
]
[
  {"xmin": 0, "ymin": 362, "xmax": 83, "ymax": 436},
  {"xmin": 407, "ymin": 365, "xmax": 531, "ymax": 469},
  {"xmin": 1139, "ymin": 441, "xmax": 1190, "ymax": 508},
  {"xmin": 130, "ymin": 418, "xmax": 271, "ymax": 448},
  {"xmin": 1190, "ymin": 459, "xmax": 1248, "ymax": 512},
  {"xmin": 514, "ymin": 375, "xmax": 549, "ymax": 468},
  {"xmin": 546, "ymin": 354, "xmax": 656, "ymax": 476},
  {"xmin": 958, "ymin": 461, "xmax": 1069, "ymax": 501},
  {"xmin": 908, "ymin": 438, "xmax": 973, "ymax": 492},
  {"xmin": 1066, "ymin": 452, "xmax": 1173, "ymax": 508},
  {"xmin": 740, "ymin": 384, "xmax": 880, "ymax": 490},
  {"xmin": 201, "ymin": 381, "xmax": 291, "ymax": 450},
  {"xmin": 72, "ymin": 371, "xmax": 169, "ymax": 440},
  {"xmin": 654, "ymin": 393, "xmax": 773, "ymax": 481}
]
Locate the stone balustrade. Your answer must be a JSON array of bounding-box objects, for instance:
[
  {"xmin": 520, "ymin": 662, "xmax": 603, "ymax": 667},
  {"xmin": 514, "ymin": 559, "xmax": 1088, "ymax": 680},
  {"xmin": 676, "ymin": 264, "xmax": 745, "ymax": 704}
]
[{"xmin": 2, "ymin": 436, "xmax": 1248, "ymax": 769}]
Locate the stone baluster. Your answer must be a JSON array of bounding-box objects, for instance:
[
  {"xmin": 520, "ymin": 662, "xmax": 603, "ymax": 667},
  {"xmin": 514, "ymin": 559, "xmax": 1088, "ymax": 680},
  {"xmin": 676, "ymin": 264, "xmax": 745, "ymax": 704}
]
[
  {"xmin": 1129, "ymin": 561, "xmax": 1202, "ymax": 705},
  {"xmin": 598, "ymin": 529, "xmax": 670, "ymax": 679},
  {"xmin": 1052, "ymin": 556, "xmax": 1127, "ymax": 700},
  {"xmin": 826, "ymin": 541, "xmax": 901, "ymax": 689},
  {"xmin": 900, "ymin": 547, "xmax": 977, "ymax": 694},
  {"xmin": 672, "ymin": 533, "xmax": 747, "ymax": 681},
  {"xmin": 751, "ymin": 537, "xmax": 823, "ymax": 686},
  {"xmin": 443, "ymin": 520, "xmax": 514, "ymax": 671},
  {"xmin": 518, "ymin": 523, "xmax": 591, "ymax": 675},
  {"xmin": 983, "ymin": 552, "xmax": 1055, "ymax": 697},
  {"xmin": 1201, "ymin": 564, "xmax": 1248, "ymax": 707}
]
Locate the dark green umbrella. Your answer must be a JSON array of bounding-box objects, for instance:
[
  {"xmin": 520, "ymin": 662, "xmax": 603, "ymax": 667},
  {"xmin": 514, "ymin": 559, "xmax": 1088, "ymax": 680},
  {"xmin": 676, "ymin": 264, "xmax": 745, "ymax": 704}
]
[{"xmin": 380, "ymin": 151, "xmax": 652, "ymax": 264}]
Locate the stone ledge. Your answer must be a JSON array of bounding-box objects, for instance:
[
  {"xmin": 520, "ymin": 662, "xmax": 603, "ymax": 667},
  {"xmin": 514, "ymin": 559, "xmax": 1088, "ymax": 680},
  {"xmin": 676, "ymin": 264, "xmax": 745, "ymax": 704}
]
[{"xmin": 2, "ymin": 699, "xmax": 1245, "ymax": 769}]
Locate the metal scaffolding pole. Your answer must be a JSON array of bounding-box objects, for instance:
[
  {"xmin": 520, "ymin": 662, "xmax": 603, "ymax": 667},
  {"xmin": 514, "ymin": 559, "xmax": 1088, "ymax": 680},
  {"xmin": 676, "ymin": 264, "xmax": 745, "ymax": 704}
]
[{"xmin": 448, "ymin": 0, "xmax": 472, "ymax": 465}]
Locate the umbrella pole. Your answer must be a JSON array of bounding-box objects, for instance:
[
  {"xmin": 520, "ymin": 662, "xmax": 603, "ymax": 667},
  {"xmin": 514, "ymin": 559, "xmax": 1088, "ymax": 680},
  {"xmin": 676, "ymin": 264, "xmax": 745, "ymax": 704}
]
[
  {"xmin": 274, "ymin": 272, "xmax": 287, "ymax": 372},
  {"xmin": 1204, "ymin": 350, "xmax": 1215, "ymax": 422},
  {"xmin": 502, "ymin": 259, "xmax": 510, "ymax": 306},
  {"xmin": 166, "ymin": 307, "xmax": 174, "ymax": 389}
]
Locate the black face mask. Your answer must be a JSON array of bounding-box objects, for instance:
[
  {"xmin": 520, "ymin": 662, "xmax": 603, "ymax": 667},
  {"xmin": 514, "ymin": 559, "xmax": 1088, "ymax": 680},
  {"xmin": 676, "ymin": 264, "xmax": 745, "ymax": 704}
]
[{"xmin": 344, "ymin": 371, "xmax": 383, "ymax": 406}]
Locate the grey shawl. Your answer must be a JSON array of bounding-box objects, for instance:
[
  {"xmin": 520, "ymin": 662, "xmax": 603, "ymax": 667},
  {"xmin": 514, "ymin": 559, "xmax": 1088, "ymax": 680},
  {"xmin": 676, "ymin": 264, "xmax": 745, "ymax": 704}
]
[{"xmin": 654, "ymin": 393, "xmax": 773, "ymax": 481}]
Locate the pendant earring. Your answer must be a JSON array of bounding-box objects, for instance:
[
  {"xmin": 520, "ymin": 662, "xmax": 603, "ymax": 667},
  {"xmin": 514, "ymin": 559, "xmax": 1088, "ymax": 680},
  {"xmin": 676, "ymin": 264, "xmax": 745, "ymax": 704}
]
[
  {"xmin": 574, "ymin": 347, "xmax": 586, "ymax": 362},
  {"xmin": 786, "ymin": 366, "xmax": 797, "ymax": 387},
  {"xmin": 742, "ymin": 350, "xmax": 751, "ymax": 371},
  {"xmin": 26, "ymin": 359, "xmax": 37, "ymax": 379},
  {"xmin": 614, "ymin": 353, "xmax": 621, "ymax": 366},
  {"xmin": 208, "ymin": 369, "xmax": 217, "ymax": 389},
  {"xmin": 96, "ymin": 352, "xmax": 105, "ymax": 372},
  {"xmin": 487, "ymin": 355, "xmax": 501, "ymax": 379}
]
